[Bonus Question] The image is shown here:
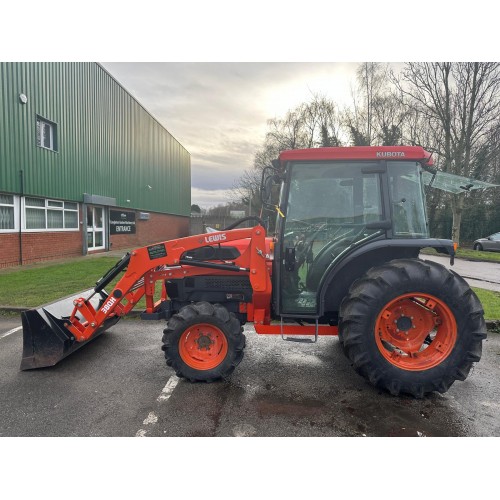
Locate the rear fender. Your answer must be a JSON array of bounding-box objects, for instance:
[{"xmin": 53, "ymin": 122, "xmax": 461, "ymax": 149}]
[{"xmin": 318, "ymin": 238, "xmax": 454, "ymax": 318}]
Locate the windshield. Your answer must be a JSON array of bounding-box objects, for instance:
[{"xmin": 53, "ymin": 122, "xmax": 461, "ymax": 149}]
[{"xmin": 286, "ymin": 162, "xmax": 383, "ymax": 226}]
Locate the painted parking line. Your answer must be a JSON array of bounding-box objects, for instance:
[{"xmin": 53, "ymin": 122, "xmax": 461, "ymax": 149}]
[
  {"xmin": 0, "ymin": 326, "xmax": 22, "ymax": 340},
  {"xmin": 135, "ymin": 375, "xmax": 180, "ymax": 437},
  {"xmin": 156, "ymin": 375, "xmax": 180, "ymax": 402}
]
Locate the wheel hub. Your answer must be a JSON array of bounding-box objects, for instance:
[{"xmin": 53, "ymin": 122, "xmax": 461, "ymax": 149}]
[
  {"xmin": 375, "ymin": 293, "xmax": 457, "ymax": 371},
  {"xmin": 196, "ymin": 333, "xmax": 214, "ymax": 350},
  {"xmin": 178, "ymin": 323, "xmax": 229, "ymax": 370},
  {"xmin": 396, "ymin": 315, "xmax": 413, "ymax": 332}
]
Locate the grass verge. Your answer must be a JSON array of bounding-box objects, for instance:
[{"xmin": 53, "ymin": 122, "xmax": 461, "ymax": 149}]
[
  {"xmin": 0, "ymin": 257, "xmax": 499, "ymax": 324},
  {"xmin": 472, "ymin": 288, "xmax": 500, "ymax": 322},
  {"xmin": 0, "ymin": 257, "xmax": 121, "ymax": 308}
]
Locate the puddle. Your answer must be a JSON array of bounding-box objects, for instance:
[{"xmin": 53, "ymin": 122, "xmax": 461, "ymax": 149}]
[{"xmin": 254, "ymin": 394, "xmax": 325, "ymax": 417}]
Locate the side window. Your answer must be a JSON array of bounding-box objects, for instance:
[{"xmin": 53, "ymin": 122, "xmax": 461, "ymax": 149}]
[
  {"xmin": 388, "ymin": 163, "xmax": 428, "ymax": 238},
  {"xmin": 36, "ymin": 115, "xmax": 58, "ymax": 151}
]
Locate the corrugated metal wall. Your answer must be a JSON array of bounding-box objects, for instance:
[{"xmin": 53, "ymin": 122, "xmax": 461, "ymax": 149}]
[{"xmin": 0, "ymin": 62, "xmax": 191, "ymax": 216}]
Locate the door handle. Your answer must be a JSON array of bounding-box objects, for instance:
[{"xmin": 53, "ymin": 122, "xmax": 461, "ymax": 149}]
[{"xmin": 284, "ymin": 246, "xmax": 296, "ymax": 271}]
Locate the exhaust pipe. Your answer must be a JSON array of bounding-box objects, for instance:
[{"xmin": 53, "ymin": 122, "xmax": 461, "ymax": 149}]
[{"xmin": 20, "ymin": 289, "xmax": 120, "ymax": 370}]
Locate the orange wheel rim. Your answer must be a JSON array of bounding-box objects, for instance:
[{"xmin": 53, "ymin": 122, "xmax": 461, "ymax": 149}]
[
  {"xmin": 178, "ymin": 323, "xmax": 228, "ymax": 370},
  {"xmin": 375, "ymin": 293, "xmax": 457, "ymax": 371}
]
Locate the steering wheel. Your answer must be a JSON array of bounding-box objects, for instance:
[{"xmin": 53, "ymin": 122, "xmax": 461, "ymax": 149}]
[{"xmin": 293, "ymin": 223, "xmax": 328, "ymax": 267}]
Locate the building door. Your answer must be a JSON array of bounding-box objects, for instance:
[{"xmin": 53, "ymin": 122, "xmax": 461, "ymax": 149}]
[{"xmin": 86, "ymin": 205, "xmax": 105, "ymax": 250}]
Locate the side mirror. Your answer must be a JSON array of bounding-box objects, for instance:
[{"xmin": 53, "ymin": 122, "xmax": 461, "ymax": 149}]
[
  {"xmin": 260, "ymin": 166, "xmax": 281, "ymax": 206},
  {"xmin": 262, "ymin": 176, "xmax": 274, "ymax": 203}
]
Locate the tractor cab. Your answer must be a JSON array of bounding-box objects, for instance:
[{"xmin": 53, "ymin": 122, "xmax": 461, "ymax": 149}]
[{"xmin": 263, "ymin": 147, "xmax": 435, "ymax": 317}]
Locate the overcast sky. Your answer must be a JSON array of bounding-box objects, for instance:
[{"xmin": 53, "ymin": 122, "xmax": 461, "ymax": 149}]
[
  {"xmin": 101, "ymin": 62, "xmax": 361, "ymax": 208},
  {"xmin": 3, "ymin": 1, "xmax": 495, "ymax": 211},
  {"xmin": 2, "ymin": 0, "xmax": 494, "ymax": 483}
]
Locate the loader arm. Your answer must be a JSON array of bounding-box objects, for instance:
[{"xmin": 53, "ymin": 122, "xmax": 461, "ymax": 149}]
[{"xmin": 65, "ymin": 225, "xmax": 272, "ymax": 342}]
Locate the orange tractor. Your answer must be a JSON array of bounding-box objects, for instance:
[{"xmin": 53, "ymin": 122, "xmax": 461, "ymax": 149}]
[{"xmin": 21, "ymin": 146, "xmax": 487, "ymax": 397}]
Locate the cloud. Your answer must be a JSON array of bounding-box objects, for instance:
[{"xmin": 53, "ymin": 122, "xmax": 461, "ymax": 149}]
[
  {"xmin": 101, "ymin": 62, "xmax": 360, "ymax": 205},
  {"xmin": 191, "ymin": 187, "xmax": 233, "ymax": 208}
]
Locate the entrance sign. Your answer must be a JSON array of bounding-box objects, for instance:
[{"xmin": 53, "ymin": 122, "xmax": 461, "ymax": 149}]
[{"xmin": 110, "ymin": 210, "xmax": 136, "ymax": 235}]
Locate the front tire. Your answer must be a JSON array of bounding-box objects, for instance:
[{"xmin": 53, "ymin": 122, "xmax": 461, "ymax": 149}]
[
  {"xmin": 339, "ymin": 259, "xmax": 486, "ymax": 397},
  {"xmin": 162, "ymin": 302, "xmax": 245, "ymax": 382}
]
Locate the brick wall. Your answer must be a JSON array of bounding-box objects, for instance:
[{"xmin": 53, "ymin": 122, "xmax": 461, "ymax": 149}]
[
  {"xmin": 0, "ymin": 233, "xmax": 22, "ymax": 268},
  {"xmin": 110, "ymin": 212, "xmax": 189, "ymax": 251},
  {"xmin": 0, "ymin": 211, "xmax": 190, "ymax": 268},
  {"xmin": 0, "ymin": 231, "xmax": 82, "ymax": 268}
]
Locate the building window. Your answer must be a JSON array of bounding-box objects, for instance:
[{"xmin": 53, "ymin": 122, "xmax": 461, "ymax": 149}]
[
  {"xmin": 36, "ymin": 116, "xmax": 58, "ymax": 151},
  {"xmin": 24, "ymin": 197, "xmax": 78, "ymax": 231},
  {"xmin": 0, "ymin": 194, "xmax": 18, "ymax": 232}
]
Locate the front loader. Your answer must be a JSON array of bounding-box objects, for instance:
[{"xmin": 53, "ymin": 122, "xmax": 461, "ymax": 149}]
[{"xmin": 20, "ymin": 146, "xmax": 487, "ymax": 397}]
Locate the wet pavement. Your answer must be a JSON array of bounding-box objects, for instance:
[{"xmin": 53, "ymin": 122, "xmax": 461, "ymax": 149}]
[
  {"xmin": 0, "ymin": 318, "xmax": 498, "ymax": 437},
  {"xmin": 145, "ymin": 325, "xmax": 500, "ymax": 437}
]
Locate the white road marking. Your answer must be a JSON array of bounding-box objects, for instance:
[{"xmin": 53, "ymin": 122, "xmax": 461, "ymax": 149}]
[
  {"xmin": 157, "ymin": 375, "xmax": 180, "ymax": 401},
  {"xmin": 135, "ymin": 375, "xmax": 180, "ymax": 437},
  {"xmin": 0, "ymin": 326, "xmax": 22, "ymax": 340},
  {"xmin": 142, "ymin": 412, "xmax": 158, "ymax": 425}
]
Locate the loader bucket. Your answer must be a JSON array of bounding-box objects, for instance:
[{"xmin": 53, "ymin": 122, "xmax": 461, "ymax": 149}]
[{"xmin": 20, "ymin": 289, "xmax": 120, "ymax": 370}]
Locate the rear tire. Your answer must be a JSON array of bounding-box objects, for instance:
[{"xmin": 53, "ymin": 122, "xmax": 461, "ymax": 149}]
[
  {"xmin": 474, "ymin": 243, "xmax": 483, "ymax": 251},
  {"xmin": 339, "ymin": 259, "xmax": 486, "ymax": 397},
  {"xmin": 337, "ymin": 327, "xmax": 348, "ymax": 358},
  {"xmin": 162, "ymin": 302, "xmax": 245, "ymax": 382}
]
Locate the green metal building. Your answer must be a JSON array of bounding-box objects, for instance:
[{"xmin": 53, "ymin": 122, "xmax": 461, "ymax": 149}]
[{"xmin": 0, "ymin": 62, "xmax": 191, "ymax": 267}]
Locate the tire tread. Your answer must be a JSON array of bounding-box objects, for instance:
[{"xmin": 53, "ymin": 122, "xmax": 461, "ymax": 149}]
[{"xmin": 339, "ymin": 258, "xmax": 487, "ymax": 397}]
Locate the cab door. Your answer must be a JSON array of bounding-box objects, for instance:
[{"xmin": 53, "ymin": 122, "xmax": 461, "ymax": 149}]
[{"xmin": 279, "ymin": 161, "xmax": 384, "ymax": 316}]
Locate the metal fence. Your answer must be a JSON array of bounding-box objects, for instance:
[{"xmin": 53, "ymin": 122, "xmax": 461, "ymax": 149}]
[{"xmin": 430, "ymin": 212, "xmax": 500, "ymax": 245}]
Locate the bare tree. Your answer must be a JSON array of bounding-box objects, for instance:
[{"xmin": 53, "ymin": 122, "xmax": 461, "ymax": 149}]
[
  {"xmin": 231, "ymin": 95, "xmax": 343, "ymax": 214},
  {"xmin": 265, "ymin": 107, "xmax": 308, "ymax": 150},
  {"xmin": 344, "ymin": 63, "xmax": 407, "ymax": 146},
  {"xmin": 393, "ymin": 62, "xmax": 500, "ymax": 244},
  {"xmin": 358, "ymin": 62, "xmax": 385, "ymax": 144},
  {"xmin": 343, "ymin": 63, "xmax": 385, "ymax": 145},
  {"xmin": 372, "ymin": 92, "xmax": 409, "ymax": 145},
  {"xmin": 304, "ymin": 94, "xmax": 343, "ymax": 147}
]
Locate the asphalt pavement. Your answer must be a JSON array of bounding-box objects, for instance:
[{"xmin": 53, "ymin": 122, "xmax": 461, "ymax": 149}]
[
  {"xmin": 0, "ymin": 254, "xmax": 498, "ymax": 437},
  {"xmin": 0, "ymin": 318, "xmax": 498, "ymax": 437},
  {"xmin": 420, "ymin": 253, "xmax": 500, "ymax": 292}
]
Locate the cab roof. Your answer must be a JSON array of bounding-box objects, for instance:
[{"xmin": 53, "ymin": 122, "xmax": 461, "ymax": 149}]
[{"xmin": 279, "ymin": 146, "xmax": 434, "ymax": 167}]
